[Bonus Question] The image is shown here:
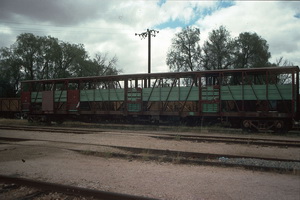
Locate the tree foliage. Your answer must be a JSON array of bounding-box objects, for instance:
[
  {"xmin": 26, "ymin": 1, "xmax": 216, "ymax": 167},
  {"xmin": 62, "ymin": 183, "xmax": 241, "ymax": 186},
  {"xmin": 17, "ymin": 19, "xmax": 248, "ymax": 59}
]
[
  {"xmin": 166, "ymin": 26, "xmax": 201, "ymax": 72},
  {"xmin": 0, "ymin": 33, "xmax": 120, "ymax": 96},
  {"xmin": 167, "ymin": 26, "xmax": 272, "ymax": 71},
  {"xmin": 202, "ymin": 26, "xmax": 234, "ymax": 70},
  {"xmin": 233, "ymin": 32, "xmax": 271, "ymax": 68}
]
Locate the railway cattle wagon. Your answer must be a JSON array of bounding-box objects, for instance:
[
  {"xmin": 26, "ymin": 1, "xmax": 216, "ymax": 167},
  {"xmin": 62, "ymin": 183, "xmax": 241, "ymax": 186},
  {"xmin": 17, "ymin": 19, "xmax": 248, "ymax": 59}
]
[{"xmin": 21, "ymin": 66, "xmax": 299, "ymax": 132}]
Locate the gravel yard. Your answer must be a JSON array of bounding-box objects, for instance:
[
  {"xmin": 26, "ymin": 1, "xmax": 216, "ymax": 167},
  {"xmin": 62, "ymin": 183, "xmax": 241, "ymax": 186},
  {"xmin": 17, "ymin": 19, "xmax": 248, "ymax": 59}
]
[{"xmin": 0, "ymin": 128, "xmax": 299, "ymax": 200}]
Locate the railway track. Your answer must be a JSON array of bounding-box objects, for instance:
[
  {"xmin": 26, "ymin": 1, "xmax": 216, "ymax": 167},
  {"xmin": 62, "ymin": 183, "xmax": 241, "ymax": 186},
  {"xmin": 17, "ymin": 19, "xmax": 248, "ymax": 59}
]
[
  {"xmin": 76, "ymin": 145, "xmax": 300, "ymax": 174},
  {"xmin": 1, "ymin": 124, "xmax": 300, "ymax": 148},
  {"xmin": 0, "ymin": 175, "xmax": 157, "ymax": 200},
  {"xmin": 0, "ymin": 135, "xmax": 299, "ymax": 174},
  {"xmin": 151, "ymin": 134, "xmax": 300, "ymax": 148}
]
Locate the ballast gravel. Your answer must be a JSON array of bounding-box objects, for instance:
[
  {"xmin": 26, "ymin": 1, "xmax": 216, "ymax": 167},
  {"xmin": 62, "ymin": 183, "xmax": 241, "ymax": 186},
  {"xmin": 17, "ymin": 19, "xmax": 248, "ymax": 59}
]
[
  {"xmin": 0, "ymin": 128, "xmax": 299, "ymax": 200},
  {"xmin": 218, "ymin": 157, "xmax": 300, "ymax": 170}
]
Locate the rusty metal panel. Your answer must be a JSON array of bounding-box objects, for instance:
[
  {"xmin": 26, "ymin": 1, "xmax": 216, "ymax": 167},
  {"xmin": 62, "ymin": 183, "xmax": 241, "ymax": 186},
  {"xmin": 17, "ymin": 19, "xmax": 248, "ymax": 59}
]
[
  {"xmin": 0, "ymin": 98, "xmax": 20, "ymax": 112},
  {"xmin": 10, "ymin": 99, "xmax": 20, "ymax": 111},
  {"xmin": 21, "ymin": 92, "xmax": 31, "ymax": 111},
  {"xmin": 42, "ymin": 91, "xmax": 54, "ymax": 113},
  {"xmin": 67, "ymin": 90, "xmax": 79, "ymax": 111},
  {"xmin": 1, "ymin": 99, "xmax": 10, "ymax": 111}
]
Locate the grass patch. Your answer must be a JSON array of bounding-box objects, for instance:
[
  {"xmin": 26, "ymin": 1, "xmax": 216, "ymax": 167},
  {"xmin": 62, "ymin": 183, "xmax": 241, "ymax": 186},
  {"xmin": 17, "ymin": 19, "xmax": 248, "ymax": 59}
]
[
  {"xmin": 171, "ymin": 152, "xmax": 182, "ymax": 164},
  {"xmin": 78, "ymin": 150, "xmax": 113, "ymax": 159},
  {"xmin": 174, "ymin": 135, "xmax": 181, "ymax": 141}
]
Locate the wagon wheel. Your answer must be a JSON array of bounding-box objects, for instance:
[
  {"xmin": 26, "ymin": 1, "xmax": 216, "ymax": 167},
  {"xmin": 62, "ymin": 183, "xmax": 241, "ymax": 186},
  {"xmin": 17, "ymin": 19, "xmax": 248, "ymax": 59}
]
[
  {"xmin": 241, "ymin": 120, "xmax": 258, "ymax": 133},
  {"xmin": 274, "ymin": 120, "xmax": 291, "ymax": 134}
]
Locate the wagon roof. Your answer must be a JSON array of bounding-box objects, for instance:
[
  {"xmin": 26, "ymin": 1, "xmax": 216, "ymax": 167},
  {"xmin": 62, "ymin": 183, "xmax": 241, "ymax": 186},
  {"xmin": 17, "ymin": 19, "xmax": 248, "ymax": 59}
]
[{"xmin": 21, "ymin": 66, "xmax": 299, "ymax": 83}]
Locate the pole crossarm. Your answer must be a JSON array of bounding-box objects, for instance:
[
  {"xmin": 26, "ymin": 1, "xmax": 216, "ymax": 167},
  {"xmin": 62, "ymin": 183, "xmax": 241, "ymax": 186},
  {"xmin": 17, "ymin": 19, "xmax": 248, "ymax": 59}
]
[{"xmin": 135, "ymin": 29, "xmax": 159, "ymax": 39}]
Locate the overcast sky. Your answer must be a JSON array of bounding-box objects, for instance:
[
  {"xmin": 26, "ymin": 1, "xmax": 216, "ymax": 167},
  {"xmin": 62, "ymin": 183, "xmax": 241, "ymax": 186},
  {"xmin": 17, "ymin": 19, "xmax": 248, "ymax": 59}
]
[{"xmin": 0, "ymin": 0, "xmax": 299, "ymax": 74}]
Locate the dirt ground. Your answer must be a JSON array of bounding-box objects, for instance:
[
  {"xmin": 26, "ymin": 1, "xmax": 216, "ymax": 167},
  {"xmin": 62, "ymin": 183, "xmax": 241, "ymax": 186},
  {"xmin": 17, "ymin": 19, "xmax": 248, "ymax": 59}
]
[{"xmin": 0, "ymin": 128, "xmax": 299, "ymax": 200}]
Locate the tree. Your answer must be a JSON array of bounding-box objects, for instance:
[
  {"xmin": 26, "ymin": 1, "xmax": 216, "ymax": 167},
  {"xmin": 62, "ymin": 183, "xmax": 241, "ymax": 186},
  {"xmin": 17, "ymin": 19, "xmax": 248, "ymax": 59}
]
[
  {"xmin": 271, "ymin": 57, "xmax": 295, "ymax": 85},
  {"xmin": 202, "ymin": 26, "xmax": 235, "ymax": 70},
  {"xmin": 60, "ymin": 42, "xmax": 89, "ymax": 78},
  {"xmin": 39, "ymin": 36, "xmax": 62, "ymax": 79},
  {"xmin": 14, "ymin": 33, "xmax": 43, "ymax": 80},
  {"xmin": 233, "ymin": 32, "xmax": 271, "ymax": 68},
  {"xmin": 166, "ymin": 26, "xmax": 201, "ymax": 72},
  {"xmin": 0, "ymin": 46, "xmax": 23, "ymax": 96},
  {"xmin": 273, "ymin": 57, "xmax": 294, "ymax": 67},
  {"xmin": 92, "ymin": 53, "xmax": 120, "ymax": 76},
  {"xmin": 70, "ymin": 52, "xmax": 120, "ymax": 77},
  {"xmin": 0, "ymin": 33, "xmax": 121, "ymax": 96}
]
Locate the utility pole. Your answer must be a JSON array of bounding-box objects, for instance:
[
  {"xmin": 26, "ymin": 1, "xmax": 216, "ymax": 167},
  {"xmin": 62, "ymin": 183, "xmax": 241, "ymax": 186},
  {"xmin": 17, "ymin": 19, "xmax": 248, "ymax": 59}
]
[{"xmin": 135, "ymin": 29, "xmax": 159, "ymax": 87}]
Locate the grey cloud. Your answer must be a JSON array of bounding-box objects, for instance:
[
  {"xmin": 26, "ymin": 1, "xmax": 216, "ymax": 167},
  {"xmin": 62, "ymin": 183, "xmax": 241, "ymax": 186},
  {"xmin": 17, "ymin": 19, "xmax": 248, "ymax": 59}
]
[{"xmin": 0, "ymin": 0, "xmax": 110, "ymax": 25}]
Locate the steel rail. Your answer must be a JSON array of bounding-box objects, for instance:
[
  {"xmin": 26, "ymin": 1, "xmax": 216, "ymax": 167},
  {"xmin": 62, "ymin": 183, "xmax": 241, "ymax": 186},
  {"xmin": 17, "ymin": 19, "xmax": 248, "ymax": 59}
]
[
  {"xmin": 0, "ymin": 175, "xmax": 158, "ymax": 200},
  {"xmin": 151, "ymin": 135, "xmax": 300, "ymax": 148},
  {"xmin": 0, "ymin": 135, "xmax": 298, "ymax": 162},
  {"xmin": 109, "ymin": 145, "xmax": 300, "ymax": 162},
  {"xmin": 1, "ymin": 124, "xmax": 300, "ymax": 147},
  {"xmin": 75, "ymin": 146, "xmax": 300, "ymax": 174}
]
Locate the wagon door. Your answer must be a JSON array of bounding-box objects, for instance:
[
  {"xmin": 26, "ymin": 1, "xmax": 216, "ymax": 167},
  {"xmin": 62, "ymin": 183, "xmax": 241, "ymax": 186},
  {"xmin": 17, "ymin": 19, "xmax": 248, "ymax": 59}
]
[
  {"xmin": 42, "ymin": 91, "xmax": 54, "ymax": 113},
  {"xmin": 200, "ymin": 75, "xmax": 220, "ymax": 114},
  {"xmin": 127, "ymin": 88, "xmax": 142, "ymax": 113},
  {"xmin": 201, "ymin": 85, "xmax": 220, "ymax": 113},
  {"xmin": 67, "ymin": 90, "xmax": 80, "ymax": 112},
  {"xmin": 21, "ymin": 92, "xmax": 31, "ymax": 112}
]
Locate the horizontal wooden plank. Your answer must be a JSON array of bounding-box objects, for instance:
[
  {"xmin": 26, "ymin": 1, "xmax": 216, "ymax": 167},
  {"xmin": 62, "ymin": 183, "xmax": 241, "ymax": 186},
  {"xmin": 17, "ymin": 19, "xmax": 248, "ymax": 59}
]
[
  {"xmin": 80, "ymin": 89, "xmax": 124, "ymax": 101},
  {"xmin": 220, "ymin": 84, "xmax": 293, "ymax": 100}
]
